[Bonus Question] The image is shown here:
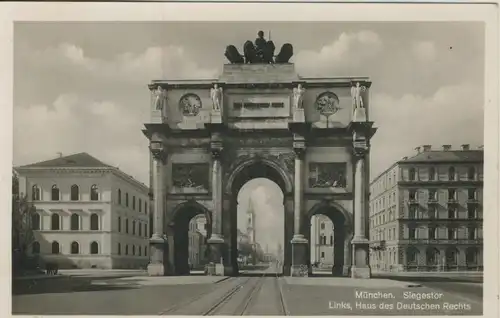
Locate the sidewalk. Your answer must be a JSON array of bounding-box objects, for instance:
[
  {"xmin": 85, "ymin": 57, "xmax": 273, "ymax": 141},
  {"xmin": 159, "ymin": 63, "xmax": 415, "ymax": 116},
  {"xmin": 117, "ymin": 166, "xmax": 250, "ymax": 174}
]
[{"xmin": 284, "ymin": 276, "xmax": 419, "ymax": 288}]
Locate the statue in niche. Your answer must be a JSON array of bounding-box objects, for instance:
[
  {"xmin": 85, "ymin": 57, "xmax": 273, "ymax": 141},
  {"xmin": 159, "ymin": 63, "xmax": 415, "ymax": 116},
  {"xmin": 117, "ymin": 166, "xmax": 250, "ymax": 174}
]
[
  {"xmin": 293, "ymin": 84, "xmax": 306, "ymax": 109},
  {"xmin": 153, "ymin": 86, "xmax": 167, "ymax": 111},
  {"xmin": 309, "ymin": 163, "xmax": 347, "ymax": 189},
  {"xmin": 351, "ymin": 82, "xmax": 366, "ymax": 112},
  {"xmin": 210, "ymin": 84, "xmax": 223, "ymax": 111}
]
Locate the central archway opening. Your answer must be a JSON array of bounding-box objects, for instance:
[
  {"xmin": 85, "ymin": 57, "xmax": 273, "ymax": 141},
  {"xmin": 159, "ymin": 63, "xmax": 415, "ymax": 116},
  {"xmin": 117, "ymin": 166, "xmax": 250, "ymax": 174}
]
[
  {"xmin": 307, "ymin": 205, "xmax": 348, "ymax": 277},
  {"xmin": 228, "ymin": 160, "xmax": 290, "ymax": 276},
  {"xmin": 172, "ymin": 203, "xmax": 211, "ymax": 275}
]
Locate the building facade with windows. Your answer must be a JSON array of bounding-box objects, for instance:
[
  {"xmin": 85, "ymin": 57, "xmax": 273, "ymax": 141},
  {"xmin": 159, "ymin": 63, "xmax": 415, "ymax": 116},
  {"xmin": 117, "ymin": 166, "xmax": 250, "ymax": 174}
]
[
  {"xmin": 15, "ymin": 152, "xmax": 151, "ymax": 269},
  {"xmin": 369, "ymin": 144, "xmax": 483, "ymax": 272},
  {"xmin": 188, "ymin": 215, "xmax": 208, "ymax": 269},
  {"xmin": 310, "ymin": 214, "xmax": 335, "ymax": 266}
]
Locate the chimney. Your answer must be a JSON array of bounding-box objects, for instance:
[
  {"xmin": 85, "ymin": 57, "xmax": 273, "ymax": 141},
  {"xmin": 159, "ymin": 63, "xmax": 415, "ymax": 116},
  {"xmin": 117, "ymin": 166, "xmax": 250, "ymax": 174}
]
[
  {"xmin": 442, "ymin": 145, "xmax": 452, "ymax": 151},
  {"xmin": 461, "ymin": 144, "xmax": 470, "ymax": 151},
  {"xmin": 422, "ymin": 145, "xmax": 432, "ymax": 152},
  {"xmin": 414, "ymin": 146, "xmax": 421, "ymax": 153}
]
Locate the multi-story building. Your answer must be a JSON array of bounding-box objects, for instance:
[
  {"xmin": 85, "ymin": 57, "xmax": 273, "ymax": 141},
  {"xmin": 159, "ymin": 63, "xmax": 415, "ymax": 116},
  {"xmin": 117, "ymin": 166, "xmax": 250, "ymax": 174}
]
[
  {"xmin": 15, "ymin": 152, "xmax": 151, "ymax": 269},
  {"xmin": 369, "ymin": 144, "xmax": 483, "ymax": 272},
  {"xmin": 188, "ymin": 215, "xmax": 208, "ymax": 269},
  {"xmin": 310, "ymin": 214, "xmax": 335, "ymax": 266}
]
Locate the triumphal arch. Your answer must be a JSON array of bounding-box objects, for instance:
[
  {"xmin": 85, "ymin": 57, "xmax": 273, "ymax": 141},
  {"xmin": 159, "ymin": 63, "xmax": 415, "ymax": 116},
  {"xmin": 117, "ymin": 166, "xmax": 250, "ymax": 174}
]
[{"xmin": 143, "ymin": 35, "xmax": 376, "ymax": 278}]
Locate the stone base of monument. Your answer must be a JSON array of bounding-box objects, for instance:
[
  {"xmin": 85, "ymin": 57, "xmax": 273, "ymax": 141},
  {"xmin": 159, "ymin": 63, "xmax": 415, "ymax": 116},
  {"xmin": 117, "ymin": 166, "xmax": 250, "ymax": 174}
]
[
  {"xmin": 350, "ymin": 266, "xmax": 372, "ymax": 279},
  {"xmin": 353, "ymin": 107, "xmax": 367, "ymax": 122},
  {"xmin": 211, "ymin": 111, "xmax": 222, "ymax": 124},
  {"xmin": 215, "ymin": 264, "xmax": 225, "ymax": 276},
  {"xmin": 147, "ymin": 263, "xmax": 166, "ymax": 276},
  {"xmin": 292, "ymin": 108, "xmax": 305, "ymax": 122}
]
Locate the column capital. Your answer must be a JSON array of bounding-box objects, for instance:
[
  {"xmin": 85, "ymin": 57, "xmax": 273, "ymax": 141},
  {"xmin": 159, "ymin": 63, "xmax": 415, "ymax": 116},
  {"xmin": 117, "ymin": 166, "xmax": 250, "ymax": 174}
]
[
  {"xmin": 352, "ymin": 141, "xmax": 369, "ymax": 159},
  {"xmin": 293, "ymin": 146, "xmax": 306, "ymax": 160},
  {"xmin": 150, "ymin": 140, "xmax": 167, "ymax": 163},
  {"xmin": 211, "ymin": 148, "xmax": 223, "ymax": 160}
]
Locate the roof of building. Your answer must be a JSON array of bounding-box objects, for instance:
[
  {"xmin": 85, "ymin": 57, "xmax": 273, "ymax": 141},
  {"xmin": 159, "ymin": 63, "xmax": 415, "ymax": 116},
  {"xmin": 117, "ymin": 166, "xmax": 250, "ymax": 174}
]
[
  {"xmin": 17, "ymin": 152, "xmax": 114, "ymax": 169},
  {"xmin": 401, "ymin": 150, "xmax": 483, "ymax": 163}
]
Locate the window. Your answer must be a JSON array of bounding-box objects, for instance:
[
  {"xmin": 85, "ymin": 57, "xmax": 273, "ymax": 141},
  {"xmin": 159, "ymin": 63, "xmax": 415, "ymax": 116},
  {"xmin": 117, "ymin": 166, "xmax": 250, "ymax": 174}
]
[
  {"xmin": 32, "ymin": 241, "xmax": 40, "ymax": 254},
  {"xmin": 429, "ymin": 167, "xmax": 436, "ymax": 181},
  {"xmin": 118, "ymin": 189, "xmax": 122, "ymax": 205},
  {"xmin": 409, "ymin": 206, "xmax": 418, "ymax": 219},
  {"xmin": 467, "ymin": 206, "xmax": 477, "ymax": 219},
  {"xmin": 70, "ymin": 185, "xmax": 79, "ymax": 201},
  {"xmin": 144, "ymin": 224, "xmax": 148, "ymax": 237},
  {"xmin": 132, "ymin": 245, "xmax": 136, "ymax": 255},
  {"xmin": 428, "ymin": 206, "xmax": 437, "ymax": 219},
  {"xmin": 70, "ymin": 214, "xmax": 80, "ymax": 230},
  {"xmin": 125, "ymin": 193, "xmax": 129, "ymax": 207},
  {"xmin": 90, "ymin": 213, "xmax": 99, "ymax": 230},
  {"xmin": 51, "ymin": 241, "xmax": 60, "ymax": 254},
  {"xmin": 71, "ymin": 241, "xmax": 79, "ymax": 254},
  {"xmin": 406, "ymin": 247, "xmax": 418, "ymax": 264},
  {"xmin": 139, "ymin": 222, "xmax": 142, "ymax": 236},
  {"xmin": 90, "ymin": 185, "xmax": 99, "ymax": 201},
  {"xmin": 428, "ymin": 227, "xmax": 437, "ymax": 239},
  {"xmin": 446, "ymin": 248, "xmax": 458, "ymax": 266},
  {"xmin": 139, "ymin": 246, "xmax": 142, "ymax": 256},
  {"xmin": 118, "ymin": 243, "xmax": 121, "ymax": 255},
  {"xmin": 467, "ymin": 167, "xmax": 476, "ymax": 180},
  {"xmin": 139, "ymin": 199, "xmax": 142, "ymax": 212},
  {"xmin": 145, "ymin": 202, "xmax": 148, "ymax": 214},
  {"xmin": 125, "ymin": 245, "xmax": 129, "ymax": 255},
  {"xmin": 408, "ymin": 227, "xmax": 416, "ymax": 239},
  {"xmin": 32, "ymin": 213, "xmax": 40, "ymax": 230},
  {"xmin": 320, "ymin": 251, "xmax": 325, "ymax": 258},
  {"xmin": 409, "ymin": 190, "xmax": 417, "ymax": 200},
  {"xmin": 132, "ymin": 221, "xmax": 136, "ymax": 235},
  {"xmin": 467, "ymin": 227, "xmax": 477, "ymax": 240},
  {"xmin": 448, "ymin": 189, "xmax": 456, "ymax": 200},
  {"xmin": 32, "ymin": 185, "xmax": 41, "ymax": 201},
  {"xmin": 51, "ymin": 213, "xmax": 60, "ymax": 230},
  {"xmin": 118, "ymin": 217, "xmax": 121, "ymax": 232},
  {"xmin": 428, "ymin": 189, "xmax": 437, "ymax": 201},
  {"xmin": 448, "ymin": 228, "xmax": 457, "ymax": 239},
  {"xmin": 426, "ymin": 248, "xmax": 440, "ymax": 266},
  {"xmin": 409, "ymin": 168, "xmax": 416, "ymax": 181},
  {"xmin": 466, "ymin": 247, "xmax": 478, "ymax": 265},
  {"xmin": 125, "ymin": 219, "xmax": 129, "ymax": 233},
  {"xmin": 133, "ymin": 196, "xmax": 136, "ymax": 210},
  {"xmin": 145, "ymin": 246, "xmax": 147, "ymax": 256},
  {"xmin": 330, "ymin": 235, "xmax": 333, "ymax": 245},
  {"xmin": 320, "ymin": 222, "xmax": 325, "ymax": 230},
  {"xmin": 51, "ymin": 185, "xmax": 60, "ymax": 201},
  {"xmin": 448, "ymin": 167, "xmax": 456, "ymax": 181},
  {"xmin": 90, "ymin": 242, "xmax": 98, "ymax": 254},
  {"xmin": 468, "ymin": 189, "xmax": 477, "ymax": 200},
  {"xmin": 448, "ymin": 207, "xmax": 457, "ymax": 219}
]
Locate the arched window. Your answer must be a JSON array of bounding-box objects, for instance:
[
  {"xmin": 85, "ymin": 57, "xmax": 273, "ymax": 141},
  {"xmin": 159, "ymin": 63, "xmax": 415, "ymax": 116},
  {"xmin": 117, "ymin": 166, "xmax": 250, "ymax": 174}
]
[
  {"xmin": 426, "ymin": 248, "xmax": 440, "ymax": 266},
  {"xmin": 32, "ymin": 185, "xmax": 41, "ymax": 201},
  {"xmin": 32, "ymin": 213, "xmax": 40, "ymax": 230},
  {"xmin": 118, "ymin": 243, "xmax": 121, "ymax": 255},
  {"xmin": 118, "ymin": 189, "xmax": 122, "ymax": 205},
  {"xmin": 139, "ymin": 246, "xmax": 142, "ymax": 256},
  {"xmin": 446, "ymin": 248, "xmax": 459, "ymax": 266},
  {"xmin": 51, "ymin": 185, "xmax": 60, "ymax": 201},
  {"xmin": 409, "ymin": 168, "xmax": 416, "ymax": 181},
  {"xmin": 70, "ymin": 214, "xmax": 80, "ymax": 230},
  {"xmin": 90, "ymin": 213, "xmax": 99, "ymax": 230},
  {"xmin": 139, "ymin": 223, "xmax": 142, "ymax": 236},
  {"xmin": 51, "ymin": 213, "xmax": 60, "ymax": 230},
  {"xmin": 118, "ymin": 217, "xmax": 122, "ymax": 232},
  {"xmin": 429, "ymin": 167, "xmax": 436, "ymax": 181},
  {"xmin": 468, "ymin": 167, "xmax": 476, "ymax": 180},
  {"xmin": 70, "ymin": 184, "xmax": 79, "ymax": 201},
  {"xmin": 32, "ymin": 241, "xmax": 40, "ymax": 254},
  {"xmin": 125, "ymin": 193, "xmax": 129, "ymax": 207},
  {"xmin": 71, "ymin": 241, "xmax": 79, "ymax": 254},
  {"xmin": 132, "ymin": 245, "xmax": 135, "ymax": 255},
  {"xmin": 90, "ymin": 241, "xmax": 98, "ymax": 254},
  {"xmin": 448, "ymin": 167, "xmax": 456, "ymax": 181},
  {"xmin": 139, "ymin": 199, "xmax": 142, "ymax": 212},
  {"xmin": 51, "ymin": 241, "xmax": 60, "ymax": 254},
  {"xmin": 90, "ymin": 185, "xmax": 99, "ymax": 201},
  {"xmin": 406, "ymin": 247, "xmax": 419, "ymax": 265},
  {"xmin": 125, "ymin": 244, "xmax": 129, "ymax": 255},
  {"xmin": 132, "ymin": 221, "xmax": 136, "ymax": 235}
]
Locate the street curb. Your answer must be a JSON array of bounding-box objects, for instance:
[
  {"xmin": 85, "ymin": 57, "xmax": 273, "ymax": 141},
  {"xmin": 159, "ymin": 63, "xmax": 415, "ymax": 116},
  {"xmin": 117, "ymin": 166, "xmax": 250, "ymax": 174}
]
[{"xmin": 215, "ymin": 276, "xmax": 231, "ymax": 284}]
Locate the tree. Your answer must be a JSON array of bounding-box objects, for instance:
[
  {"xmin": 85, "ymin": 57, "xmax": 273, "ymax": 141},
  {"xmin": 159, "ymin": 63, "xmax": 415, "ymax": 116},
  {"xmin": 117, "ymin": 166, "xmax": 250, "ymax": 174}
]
[{"xmin": 12, "ymin": 173, "xmax": 36, "ymax": 264}]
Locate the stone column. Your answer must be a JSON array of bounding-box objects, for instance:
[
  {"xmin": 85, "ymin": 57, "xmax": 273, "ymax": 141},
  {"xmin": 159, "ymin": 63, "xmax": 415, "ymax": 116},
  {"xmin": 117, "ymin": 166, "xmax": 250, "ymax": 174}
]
[
  {"xmin": 351, "ymin": 148, "xmax": 372, "ymax": 278},
  {"xmin": 147, "ymin": 140, "xmax": 168, "ymax": 276},
  {"xmin": 207, "ymin": 147, "xmax": 225, "ymax": 275},
  {"xmin": 290, "ymin": 144, "xmax": 308, "ymax": 277}
]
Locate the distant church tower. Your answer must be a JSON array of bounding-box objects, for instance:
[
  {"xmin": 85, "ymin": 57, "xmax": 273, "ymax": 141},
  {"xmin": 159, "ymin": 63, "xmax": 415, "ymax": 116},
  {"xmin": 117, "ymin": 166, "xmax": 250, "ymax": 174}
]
[{"xmin": 246, "ymin": 198, "xmax": 256, "ymax": 244}]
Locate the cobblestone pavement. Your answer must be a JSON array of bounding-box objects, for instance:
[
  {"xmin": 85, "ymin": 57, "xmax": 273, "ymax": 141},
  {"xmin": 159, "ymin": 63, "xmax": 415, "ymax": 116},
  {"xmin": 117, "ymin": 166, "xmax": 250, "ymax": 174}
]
[{"xmin": 12, "ymin": 269, "xmax": 483, "ymax": 315}]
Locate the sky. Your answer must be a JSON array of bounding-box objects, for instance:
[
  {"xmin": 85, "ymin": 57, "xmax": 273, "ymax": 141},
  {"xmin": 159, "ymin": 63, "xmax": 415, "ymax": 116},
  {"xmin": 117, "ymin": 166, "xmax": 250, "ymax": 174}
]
[{"xmin": 13, "ymin": 22, "xmax": 485, "ymax": 244}]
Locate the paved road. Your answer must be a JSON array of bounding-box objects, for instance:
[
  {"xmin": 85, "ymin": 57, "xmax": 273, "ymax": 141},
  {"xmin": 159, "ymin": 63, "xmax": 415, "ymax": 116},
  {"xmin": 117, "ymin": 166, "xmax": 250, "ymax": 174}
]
[{"xmin": 12, "ymin": 266, "xmax": 483, "ymax": 316}]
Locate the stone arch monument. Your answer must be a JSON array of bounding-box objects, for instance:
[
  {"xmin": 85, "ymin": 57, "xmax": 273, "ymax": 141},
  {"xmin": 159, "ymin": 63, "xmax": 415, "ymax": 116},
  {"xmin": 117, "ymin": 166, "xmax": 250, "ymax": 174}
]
[{"xmin": 143, "ymin": 38, "xmax": 376, "ymax": 278}]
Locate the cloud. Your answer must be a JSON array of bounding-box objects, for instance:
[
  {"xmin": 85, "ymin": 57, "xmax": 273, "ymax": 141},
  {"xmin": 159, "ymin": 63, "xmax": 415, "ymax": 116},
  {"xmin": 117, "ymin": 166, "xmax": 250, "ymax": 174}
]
[
  {"xmin": 13, "ymin": 94, "xmax": 149, "ymax": 183},
  {"xmin": 370, "ymin": 82, "xmax": 484, "ymax": 180},
  {"xmin": 294, "ymin": 30, "xmax": 383, "ymax": 77},
  {"xmin": 19, "ymin": 42, "xmax": 219, "ymax": 84},
  {"xmin": 412, "ymin": 41, "xmax": 437, "ymax": 62}
]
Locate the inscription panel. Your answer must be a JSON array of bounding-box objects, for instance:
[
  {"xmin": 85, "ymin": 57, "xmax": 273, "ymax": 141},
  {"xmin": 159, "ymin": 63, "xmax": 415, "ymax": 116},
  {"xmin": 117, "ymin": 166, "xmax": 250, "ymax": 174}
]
[
  {"xmin": 226, "ymin": 94, "xmax": 290, "ymax": 118},
  {"xmin": 171, "ymin": 163, "xmax": 210, "ymax": 193}
]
